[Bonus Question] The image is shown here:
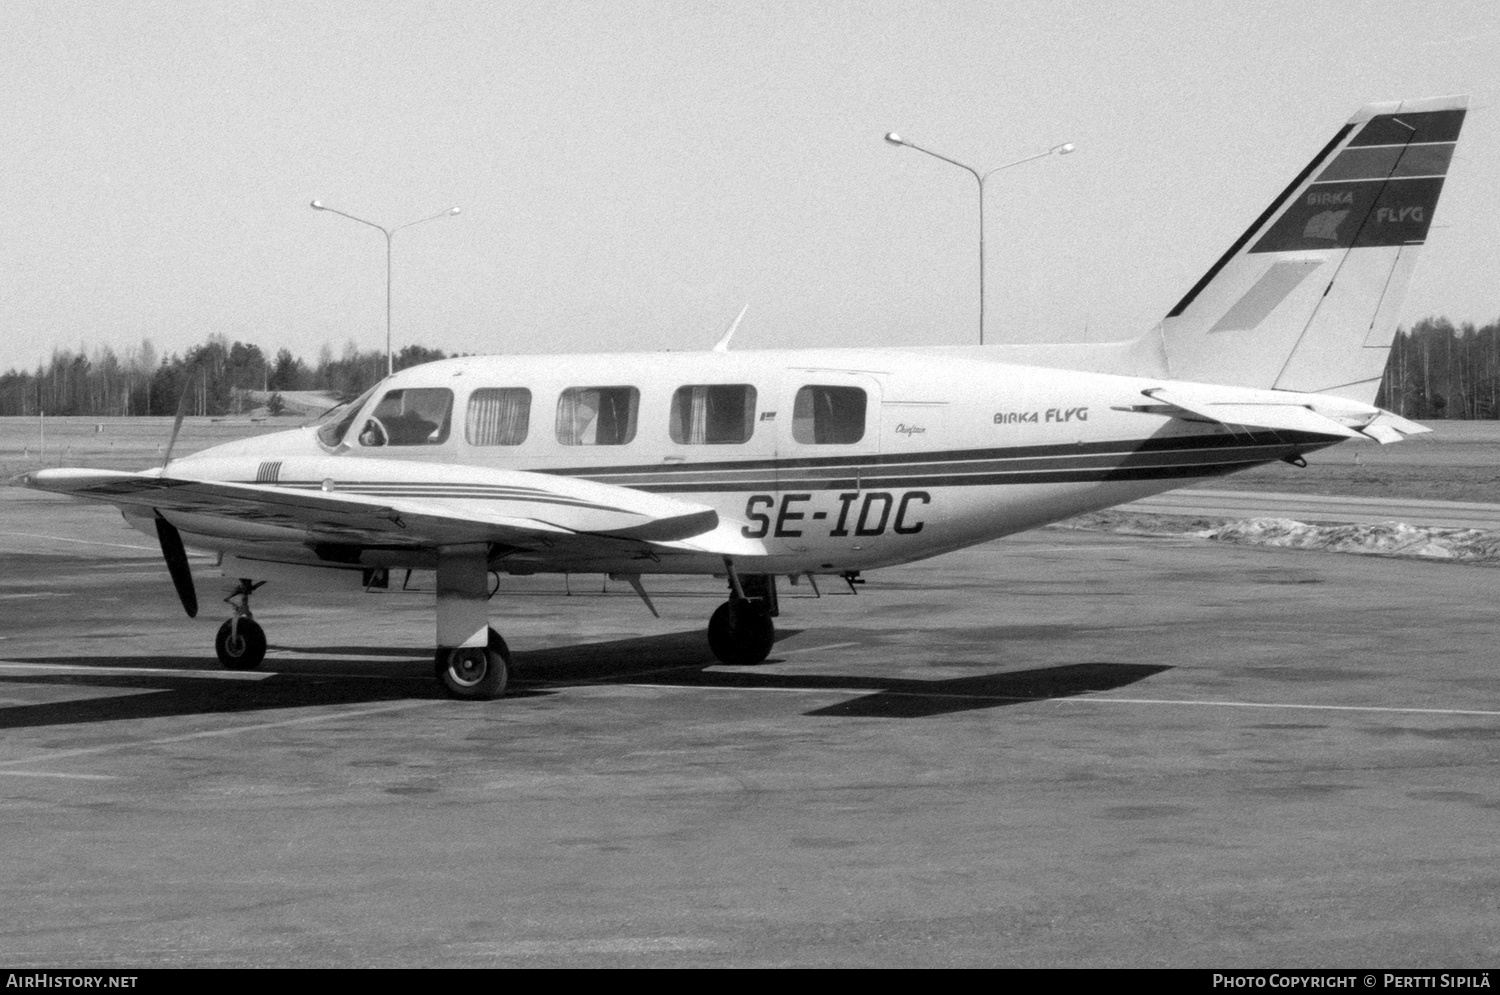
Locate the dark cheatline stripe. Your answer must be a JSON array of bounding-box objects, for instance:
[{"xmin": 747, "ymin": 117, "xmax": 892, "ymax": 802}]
[
  {"xmin": 1349, "ymin": 109, "xmax": 1466, "ymax": 147},
  {"xmin": 1315, "ymin": 142, "xmax": 1454, "ymax": 182},
  {"xmin": 629, "ymin": 460, "xmax": 1269, "ymax": 493},
  {"xmin": 540, "ymin": 430, "xmax": 1336, "ymax": 480},
  {"xmin": 1250, "ymin": 175, "xmax": 1445, "ymax": 253},
  {"xmin": 1166, "ymin": 124, "xmax": 1354, "ymax": 319},
  {"xmin": 555, "ymin": 433, "xmax": 1339, "ymax": 492},
  {"xmin": 765, "ymin": 441, "xmax": 1297, "ymax": 484}
]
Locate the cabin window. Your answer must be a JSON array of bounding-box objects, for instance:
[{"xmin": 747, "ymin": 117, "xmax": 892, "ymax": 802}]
[
  {"xmin": 669, "ymin": 384, "xmax": 757, "ymax": 445},
  {"xmin": 556, "ymin": 386, "xmax": 639, "ymax": 446},
  {"xmin": 465, "ymin": 388, "xmax": 531, "ymax": 446},
  {"xmin": 357, "ymin": 387, "xmax": 453, "ymax": 447},
  {"xmin": 792, "ymin": 385, "xmax": 866, "ymax": 444}
]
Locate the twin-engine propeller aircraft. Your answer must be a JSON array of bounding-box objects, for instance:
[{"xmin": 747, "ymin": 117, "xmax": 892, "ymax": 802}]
[{"xmin": 16, "ymin": 96, "xmax": 1466, "ymax": 700}]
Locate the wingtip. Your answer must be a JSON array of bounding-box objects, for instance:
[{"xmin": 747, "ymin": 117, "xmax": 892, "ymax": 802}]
[{"xmin": 595, "ymin": 508, "xmax": 721, "ymax": 543}]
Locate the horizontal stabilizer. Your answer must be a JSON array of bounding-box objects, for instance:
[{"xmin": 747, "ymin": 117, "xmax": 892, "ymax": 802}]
[
  {"xmin": 1143, "ymin": 387, "xmax": 1363, "ymax": 440},
  {"xmin": 1139, "ymin": 384, "xmax": 1427, "ymax": 445},
  {"xmin": 1359, "ymin": 409, "xmax": 1431, "ymax": 438}
]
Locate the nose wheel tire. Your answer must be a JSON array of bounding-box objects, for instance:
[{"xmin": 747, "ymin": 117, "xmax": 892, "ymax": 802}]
[
  {"xmin": 707, "ymin": 600, "xmax": 775, "ymax": 666},
  {"xmin": 436, "ymin": 627, "xmax": 510, "ymax": 700},
  {"xmin": 215, "ymin": 617, "xmax": 267, "ymax": 670}
]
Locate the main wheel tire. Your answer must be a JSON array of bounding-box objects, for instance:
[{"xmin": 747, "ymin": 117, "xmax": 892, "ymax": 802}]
[
  {"xmin": 435, "ymin": 627, "xmax": 510, "ymax": 700},
  {"xmin": 707, "ymin": 600, "xmax": 775, "ymax": 666},
  {"xmin": 215, "ymin": 617, "xmax": 267, "ymax": 670}
]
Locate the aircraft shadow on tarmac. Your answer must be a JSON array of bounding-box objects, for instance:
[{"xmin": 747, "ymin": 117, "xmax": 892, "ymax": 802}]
[
  {"xmin": 514, "ymin": 631, "xmax": 1170, "ymax": 718},
  {"xmin": 0, "ymin": 629, "xmax": 1170, "ymax": 727}
]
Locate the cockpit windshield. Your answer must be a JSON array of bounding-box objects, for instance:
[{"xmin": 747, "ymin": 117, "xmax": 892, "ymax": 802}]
[{"xmin": 313, "ymin": 386, "xmax": 379, "ymax": 450}]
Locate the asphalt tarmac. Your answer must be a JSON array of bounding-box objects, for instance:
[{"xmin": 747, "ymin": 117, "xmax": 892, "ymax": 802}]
[{"xmin": 1, "ymin": 488, "xmax": 1498, "ymax": 968}]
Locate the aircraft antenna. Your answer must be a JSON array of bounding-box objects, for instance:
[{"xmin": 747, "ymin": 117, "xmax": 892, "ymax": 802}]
[
  {"xmin": 161, "ymin": 366, "xmax": 197, "ymax": 468},
  {"xmin": 712, "ymin": 303, "xmax": 750, "ymax": 352}
]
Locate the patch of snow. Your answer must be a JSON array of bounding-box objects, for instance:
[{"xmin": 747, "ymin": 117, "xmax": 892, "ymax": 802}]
[
  {"xmin": 1055, "ymin": 511, "xmax": 1500, "ymax": 564},
  {"xmin": 1196, "ymin": 518, "xmax": 1500, "ymax": 562}
]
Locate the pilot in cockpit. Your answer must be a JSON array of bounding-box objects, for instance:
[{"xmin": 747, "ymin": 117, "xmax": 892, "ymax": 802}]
[{"xmin": 358, "ymin": 388, "xmax": 449, "ymax": 447}]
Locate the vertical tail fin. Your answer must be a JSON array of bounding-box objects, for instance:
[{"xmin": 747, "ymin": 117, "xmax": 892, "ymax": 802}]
[{"xmin": 1160, "ymin": 96, "xmax": 1467, "ymax": 401}]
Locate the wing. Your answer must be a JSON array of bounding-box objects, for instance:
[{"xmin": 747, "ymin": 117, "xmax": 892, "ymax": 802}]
[
  {"xmin": 16, "ymin": 457, "xmax": 721, "ymax": 557},
  {"xmin": 1127, "ymin": 383, "xmax": 1429, "ymax": 444}
]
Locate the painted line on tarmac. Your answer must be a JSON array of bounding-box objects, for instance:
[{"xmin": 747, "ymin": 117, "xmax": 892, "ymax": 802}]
[
  {"xmin": 92, "ymin": 561, "xmax": 175, "ymax": 570},
  {"xmin": 1, "ymin": 659, "xmax": 434, "ymax": 681},
  {"xmin": 620, "ymin": 682, "xmax": 1042, "ymax": 701},
  {"xmin": 1021, "ymin": 541, "xmax": 1202, "ymax": 553},
  {"xmin": 0, "ymin": 661, "xmax": 272, "ymax": 680},
  {"xmin": 449, "ymin": 936, "xmax": 715, "ymax": 957},
  {"xmin": 776, "ymin": 642, "xmax": 861, "ymax": 655},
  {"xmin": 1061, "ymin": 695, "xmax": 1500, "ymax": 718},
  {"xmin": 0, "ymin": 700, "xmax": 437, "ymax": 770},
  {"xmin": 0, "ymin": 531, "xmax": 158, "ymax": 552},
  {"xmin": 612, "ymin": 682, "xmax": 1500, "ymax": 718},
  {"xmin": 0, "ymin": 770, "xmax": 119, "ymax": 780}
]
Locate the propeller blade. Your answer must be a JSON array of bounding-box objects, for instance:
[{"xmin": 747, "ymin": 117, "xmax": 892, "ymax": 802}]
[{"xmin": 154, "ymin": 515, "xmax": 198, "ymax": 618}]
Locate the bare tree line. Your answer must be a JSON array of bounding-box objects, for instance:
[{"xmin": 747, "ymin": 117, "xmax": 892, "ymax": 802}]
[
  {"xmin": 1374, "ymin": 317, "xmax": 1500, "ymax": 419},
  {"xmin": 0, "ymin": 336, "xmax": 446, "ymax": 417},
  {"xmin": 3, "ymin": 317, "xmax": 1499, "ymax": 419}
]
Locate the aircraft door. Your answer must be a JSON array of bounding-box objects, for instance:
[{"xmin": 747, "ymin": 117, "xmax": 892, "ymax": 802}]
[{"xmin": 755, "ymin": 372, "xmax": 884, "ymax": 558}]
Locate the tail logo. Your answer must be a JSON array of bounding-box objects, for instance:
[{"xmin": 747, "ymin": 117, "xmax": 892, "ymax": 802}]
[
  {"xmin": 1376, "ymin": 206, "xmax": 1425, "ymax": 224},
  {"xmin": 1303, "ymin": 209, "xmax": 1350, "ymax": 241},
  {"xmin": 1167, "ymin": 97, "xmax": 1465, "ymax": 348}
]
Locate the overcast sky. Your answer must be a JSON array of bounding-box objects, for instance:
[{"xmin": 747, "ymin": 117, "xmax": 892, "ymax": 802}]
[{"xmin": 2, "ymin": 0, "xmax": 1496, "ymax": 373}]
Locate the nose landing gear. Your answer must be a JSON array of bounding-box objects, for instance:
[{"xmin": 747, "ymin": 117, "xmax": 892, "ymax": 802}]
[
  {"xmin": 215, "ymin": 579, "xmax": 267, "ymax": 670},
  {"xmin": 435, "ymin": 627, "xmax": 510, "ymax": 700}
]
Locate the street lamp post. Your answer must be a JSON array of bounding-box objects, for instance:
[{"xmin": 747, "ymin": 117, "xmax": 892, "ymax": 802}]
[
  {"xmin": 310, "ymin": 201, "xmax": 462, "ymax": 376},
  {"xmin": 884, "ymin": 133, "xmax": 1074, "ymax": 344}
]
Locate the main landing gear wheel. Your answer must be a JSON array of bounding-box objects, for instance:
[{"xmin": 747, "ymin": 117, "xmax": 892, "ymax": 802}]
[
  {"xmin": 435, "ymin": 627, "xmax": 510, "ymax": 701},
  {"xmin": 215, "ymin": 617, "xmax": 267, "ymax": 670},
  {"xmin": 707, "ymin": 600, "xmax": 775, "ymax": 666}
]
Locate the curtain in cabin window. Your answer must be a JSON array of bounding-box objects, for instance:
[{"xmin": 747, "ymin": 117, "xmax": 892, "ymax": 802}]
[
  {"xmin": 557, "ymin": 387, "xmax": 638, "ymax": 445},
  {"xmin": 465, "ymin": 388, "xmax": 531, "ymax": 446},
  {"xmin": 792, "ymin": 385, "xmax": 866, "ymax": 444},
  {"xmin": 669, "ymin": 385, "xmax": 757, "ymax": 444}
]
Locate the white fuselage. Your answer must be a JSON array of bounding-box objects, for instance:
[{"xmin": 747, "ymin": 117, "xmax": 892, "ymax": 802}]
[{"xmin": 158, "ymin": 348, "xmax": 1340, "ymax": 578}]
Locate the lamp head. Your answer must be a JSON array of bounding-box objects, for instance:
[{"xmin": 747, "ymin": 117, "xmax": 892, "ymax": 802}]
[
  {"xmin": 448, "ymin": 207, "xmax": 461, "ymax": 215},
  {"xmin": 883, "ymin": 132, "xmax": 905, "ymax": 146},
  {"xmin": 310, "ymin": 200, "xmax": 326, "ymax": 210},
  {"xmin": 1055, "ymin": 143, "xmax": 1076, "ymax": 155}
]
